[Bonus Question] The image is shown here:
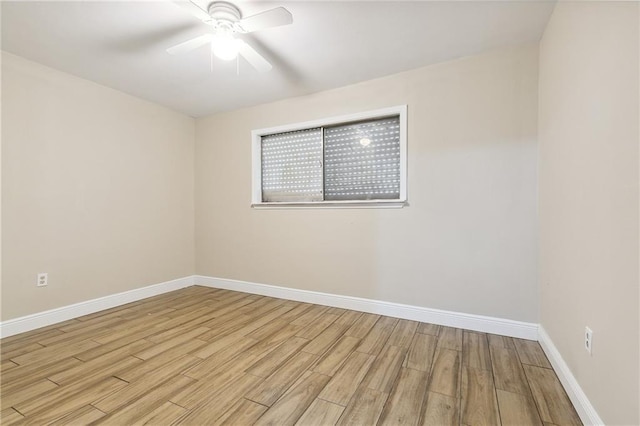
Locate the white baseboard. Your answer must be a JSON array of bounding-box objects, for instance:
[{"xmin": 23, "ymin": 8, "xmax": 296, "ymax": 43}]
[
  {"xmin": 194, "ymin": 275, "xmax": 538, "ymax": 340},
  {"xmin": 1, "ymin": 274, "xmax": 536, "ymax": 340},
  {"xmin": 0, "ymin": 276, "xmax": 194, "ymax": 338},
  {"xmin": 538, "ymin": 326, "xmax": 604, "ymax": 426}
]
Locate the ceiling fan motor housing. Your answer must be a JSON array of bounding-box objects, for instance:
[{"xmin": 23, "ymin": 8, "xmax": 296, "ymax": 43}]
[{"xmin": 207, "ymin": 2, "xmax": 242, "ymax": 26}]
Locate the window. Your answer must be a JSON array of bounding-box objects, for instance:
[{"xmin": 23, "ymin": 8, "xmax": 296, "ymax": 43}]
[{"xmin": 252, "ymin": 105, "xmax": 407, "ymax": 208}]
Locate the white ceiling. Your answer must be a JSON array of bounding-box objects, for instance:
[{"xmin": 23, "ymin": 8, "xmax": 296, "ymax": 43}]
[{"xmin": 1, "ymin": 1, "xmax": 555, "ymax": 118}]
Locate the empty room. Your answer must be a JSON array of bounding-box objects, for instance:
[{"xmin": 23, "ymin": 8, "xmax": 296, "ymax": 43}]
[{"xmin": 1, "ymin": 0, "xmax": 638, "ymax": 425}]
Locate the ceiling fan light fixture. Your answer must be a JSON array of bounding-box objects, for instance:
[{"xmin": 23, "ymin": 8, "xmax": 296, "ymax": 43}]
[
  {"xmin": 168, "ymin": 1, "xmax": 292, "ymax": 72},
  {"xmin": 212, "ymin": 33, "xmax": 239, "ymax": 61}
]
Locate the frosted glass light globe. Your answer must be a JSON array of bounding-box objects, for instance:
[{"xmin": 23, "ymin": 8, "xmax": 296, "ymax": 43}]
[{"xmin": 212, "ymin": 33, "xmax": 239, "ymax": 61}]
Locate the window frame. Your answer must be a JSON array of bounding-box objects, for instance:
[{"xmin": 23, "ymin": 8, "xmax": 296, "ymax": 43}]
[{"xmin": 251, "ymin": 105, "xmax": 408, "ymax": 209}]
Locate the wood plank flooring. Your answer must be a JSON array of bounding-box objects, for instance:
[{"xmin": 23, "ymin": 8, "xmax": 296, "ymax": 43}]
[{"xmin": 0, "ymin": 286, "xmax": 582, "ymax": 425}]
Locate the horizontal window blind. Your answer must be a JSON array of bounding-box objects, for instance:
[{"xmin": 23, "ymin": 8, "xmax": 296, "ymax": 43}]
[
  {"xmin": 324, "ymin": 117, "xmax": 401, "ymax": 200},
  {"xmin": 261, "ymin": 127, "xmax": 323, "ymax": 202}
]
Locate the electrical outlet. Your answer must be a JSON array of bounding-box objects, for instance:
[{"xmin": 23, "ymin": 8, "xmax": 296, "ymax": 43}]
[
  {"xmin": 585, "ymin": 327, "xmax": 593, "ymax": 355},
  {"xmin": 37, "ymin": 273, "xmax": 48, "ymax": 287}
]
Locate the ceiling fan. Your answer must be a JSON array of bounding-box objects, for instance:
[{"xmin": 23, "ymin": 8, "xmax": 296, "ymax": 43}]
[{"xmin": 167, "ymin": 1, "xmax": 293, "ymax": 73}]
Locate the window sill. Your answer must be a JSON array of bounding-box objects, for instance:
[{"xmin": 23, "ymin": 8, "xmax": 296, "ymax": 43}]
[{"xmin": 251, "ymin": 200, "xmax": 407, "ymax": 209}]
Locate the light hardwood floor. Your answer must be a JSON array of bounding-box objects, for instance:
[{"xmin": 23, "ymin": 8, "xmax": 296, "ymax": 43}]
[{"xmin": 1, "ymin": 286, "xmax": 582, "ymax": 425}]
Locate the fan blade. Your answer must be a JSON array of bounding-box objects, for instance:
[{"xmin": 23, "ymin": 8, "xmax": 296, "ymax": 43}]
[
  {"xmin": 174, "ymin": 1, "xmax": 212, "ymax": 23},
  {"xmin": 167, "ymin": 34, "xmax": 213, "ymax": 55},
  {"xmin": 237, "ymin": 7, "xmax": 292, "ymax": 33},
  {"xmin": 237, "ymin": 40, "xmax": 272, "ymax": 72}
]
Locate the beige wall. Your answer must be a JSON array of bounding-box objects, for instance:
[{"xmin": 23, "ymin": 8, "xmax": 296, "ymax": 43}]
[
  {"xmin": 538, "ymin": 2, "xmax": 639, "ymax": 425},
  {"xmin": 195, "ymin": 45, "xmax": 539, "ymax": 322},
  {"xmin": 1, "ymin": 52, "xmax": 195, "ymax": 321}
]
